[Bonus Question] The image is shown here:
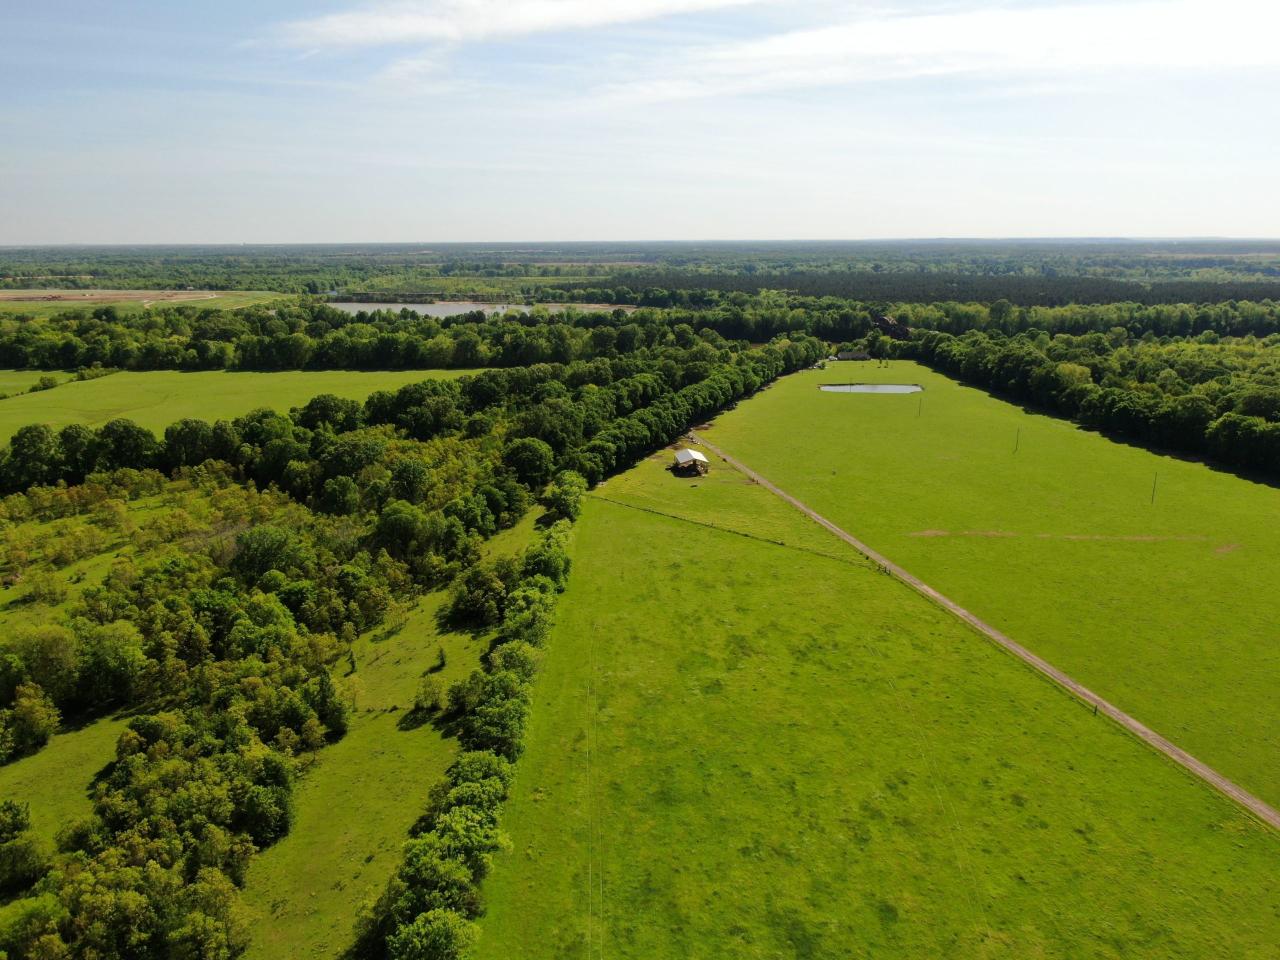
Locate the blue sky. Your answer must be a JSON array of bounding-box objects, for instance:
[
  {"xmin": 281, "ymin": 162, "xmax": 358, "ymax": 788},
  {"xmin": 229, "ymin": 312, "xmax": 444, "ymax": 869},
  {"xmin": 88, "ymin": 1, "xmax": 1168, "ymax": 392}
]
[{"xmin": 3, "ymin": 0, "xmax": 1278, "ymax": 243}]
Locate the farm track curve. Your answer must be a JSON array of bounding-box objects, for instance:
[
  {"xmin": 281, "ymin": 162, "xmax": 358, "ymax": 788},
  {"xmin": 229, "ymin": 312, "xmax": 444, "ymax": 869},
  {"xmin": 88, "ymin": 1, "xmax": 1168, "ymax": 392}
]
[{"xmin": 688, "ymin": 431, "xmax": 1280, "ymax": 833}]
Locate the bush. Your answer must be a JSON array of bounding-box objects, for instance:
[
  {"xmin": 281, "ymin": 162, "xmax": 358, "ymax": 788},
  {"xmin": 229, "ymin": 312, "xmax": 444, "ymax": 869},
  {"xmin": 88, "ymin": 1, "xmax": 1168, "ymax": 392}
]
[
  {"xmin": 544, "ymin": 470, "xmax": 587, "ymax": 520},
  {"xmin": 23, "ymin": 571, "xmax": 67, "ymax": 605},
  {"xmin": 501, "ymin": 437, "xmax": 555, "ymax": 489},
  {"xmin": 387, "ymin": 909, "xmax": 478, "ymax": 960},
  {"xmin": 0, "ymin": 801, "xmax": 30, "ymax": 843},
  {"xmin": 448, "ymin": 565, "xmax": 508, "ymax": 627},
  {"xmin": 0, "ymin": 833, "xmax": 50, "ymax": 896},
  {"xmin": 1, "ymin": 684, "xmax": 60, "ymax": 760},
  {"xmin": 414, "ymin": 676, "xmax": 443, "ymax": 714}
]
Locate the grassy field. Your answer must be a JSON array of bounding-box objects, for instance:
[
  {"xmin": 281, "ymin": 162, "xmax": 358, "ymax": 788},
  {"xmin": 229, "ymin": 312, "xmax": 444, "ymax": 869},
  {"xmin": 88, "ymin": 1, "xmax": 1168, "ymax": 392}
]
[
  {"xmin": 699, "ymin": 360, "xmax": 1280, "ymax": 808},
  {"xmin": 0, "ymin": 370, "xmax": 70, "ymax": 395},
  {"xmin": 240, "ymin": 594, "xmax": 486, "ymax": 960},
  {"xmin": 0, "ymin": 369, "xmax": 472, "ymax": 442},
  {"xmin": 240, "ymin": 510, "xmax": 544, "ymax": 960},
  {"xmin": 0, "ymin": 289, "xmax": 285, "ymax": 318},
  {"xmin": 0, "ymin": 715, "xmax": 127, "ymax": 843},
  {"xmin": 475, "ymin": 455, "xmax": 1280, "ymax": 958}
]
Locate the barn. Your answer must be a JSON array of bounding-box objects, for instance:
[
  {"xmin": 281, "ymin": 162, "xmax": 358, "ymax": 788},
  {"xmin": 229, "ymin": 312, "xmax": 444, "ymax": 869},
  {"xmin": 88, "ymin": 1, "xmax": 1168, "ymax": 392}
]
[{"xmin": 673, "ymin": 448, "xmax": 709, "ymax": 475}]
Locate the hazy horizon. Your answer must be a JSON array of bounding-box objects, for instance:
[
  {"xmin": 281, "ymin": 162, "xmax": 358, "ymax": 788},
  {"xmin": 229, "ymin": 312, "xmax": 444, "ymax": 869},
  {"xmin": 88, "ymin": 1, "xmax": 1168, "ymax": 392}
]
[
  {"xmin": 5, "ymin": 236, "xmax": 1280, "ymax": 249},
  {"xmin": 5, "ymin": 0, "xmax": 1279, "ymax": 244}
]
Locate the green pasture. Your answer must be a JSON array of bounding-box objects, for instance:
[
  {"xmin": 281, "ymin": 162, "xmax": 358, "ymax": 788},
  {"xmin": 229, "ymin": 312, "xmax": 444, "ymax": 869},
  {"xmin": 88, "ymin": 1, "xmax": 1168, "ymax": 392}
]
[
  {"xmin": 0, "ymin": 370, "xmax": 70, "ymax": 396},
  {"xmin": 699, "ymin": 360, "xmax": 1280, "ymax": 807},
  {"xmin": 0, "ymin": 369, "xmax": 472, "ymax": 442},
  {"xmin": 241, "ymin": 510, "xmax": 544, "ymax": 959},
  {"xmin": 0, "ymin": 289, "xmax": 285, "ymax": 318},
  {"xmin": 240, "ymin": 594, "xmax": 485, "ymax": 960},
  {"xmin": 0, "ymin": 715, "xmax": 127, "ymax": 843},
  {"xmin": 476, "ymin": 456, "xmax": 1280, "ymax": 958}
]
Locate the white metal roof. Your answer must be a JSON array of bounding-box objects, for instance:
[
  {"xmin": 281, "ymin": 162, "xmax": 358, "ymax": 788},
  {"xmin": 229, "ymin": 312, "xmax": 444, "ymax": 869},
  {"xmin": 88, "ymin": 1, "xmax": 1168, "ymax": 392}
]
[{"xmin": 674, "ymin": 448, "xmax": 708, "ymax": 465}]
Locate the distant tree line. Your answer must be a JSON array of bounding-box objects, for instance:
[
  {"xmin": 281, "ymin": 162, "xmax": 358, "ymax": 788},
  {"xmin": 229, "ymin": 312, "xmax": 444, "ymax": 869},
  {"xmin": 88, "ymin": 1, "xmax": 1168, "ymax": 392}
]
[
  {"xmin": 583, "ymin": 271, "xmax": 1280, "ymax": 308},
  {"xmin": 6, "ymin": 295, "xmax": 1280, "ymax": 377},
  {"xmin": 6, "ymin": 240, "xmax": 1280, "ymax": 298}
]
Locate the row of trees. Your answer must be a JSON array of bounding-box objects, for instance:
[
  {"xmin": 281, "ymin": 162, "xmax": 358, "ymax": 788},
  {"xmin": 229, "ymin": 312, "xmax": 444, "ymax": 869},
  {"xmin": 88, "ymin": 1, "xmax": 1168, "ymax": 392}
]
[
  {"xmin": 7, "ymin": 293, "xmax": 1280, "ymax": 375},
  {"xmin": 356, "ymin": 521, "xmax": 573, "ymax": 960},
  {"xmin": 0, "ymin": 300, "xmax": 731, "ymax": 372}
]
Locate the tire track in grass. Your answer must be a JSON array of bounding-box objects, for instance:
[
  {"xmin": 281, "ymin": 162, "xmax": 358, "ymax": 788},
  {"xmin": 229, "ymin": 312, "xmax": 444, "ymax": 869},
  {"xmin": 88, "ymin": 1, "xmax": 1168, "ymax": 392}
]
[{"xmin": 689, "ymin": 432, "xmax": 1280, "ymax": 833}]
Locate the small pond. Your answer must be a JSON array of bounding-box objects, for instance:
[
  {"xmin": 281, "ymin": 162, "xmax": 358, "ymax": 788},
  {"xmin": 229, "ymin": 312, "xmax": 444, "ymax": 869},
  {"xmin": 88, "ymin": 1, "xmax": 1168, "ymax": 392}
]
[{"xmin": 820, "ymin": 383, "xmax": 923, "ymax": 394}]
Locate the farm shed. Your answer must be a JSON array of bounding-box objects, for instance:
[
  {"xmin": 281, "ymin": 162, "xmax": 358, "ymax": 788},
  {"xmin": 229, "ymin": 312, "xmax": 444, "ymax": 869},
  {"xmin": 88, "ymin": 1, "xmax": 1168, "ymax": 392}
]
[
  {"xmin": 673, "ymin": 448, "xmax": 709, "ymax": 475},
  {"xmin": 837, "ymin": 350, "xmax": 871, "ymax": 360}
]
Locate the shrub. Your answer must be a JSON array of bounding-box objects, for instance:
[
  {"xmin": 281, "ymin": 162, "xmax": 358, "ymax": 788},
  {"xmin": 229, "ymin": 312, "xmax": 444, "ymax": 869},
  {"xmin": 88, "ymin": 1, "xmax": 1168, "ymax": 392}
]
[
  {"xmin": 2, "ymin": 684, "xmax": 60, "ymax": 760},
  {"xmin": 501, "ymin": 437, "xmax": 555, "ymax": 489},
  {"xmin": 544, "ymin": 470, "xmax": 587, "ymax": 520},
  {"xmin": 387, "ymin": 909, "xmax": 478, "ymax": 960}
]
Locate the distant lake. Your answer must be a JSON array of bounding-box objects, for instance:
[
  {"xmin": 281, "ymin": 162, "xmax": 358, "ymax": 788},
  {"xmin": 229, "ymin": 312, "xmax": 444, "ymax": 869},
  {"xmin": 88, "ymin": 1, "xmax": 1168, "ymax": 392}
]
[{"xmin": 327, "ymin": 301, "xmax": 632, "ymax": 317}]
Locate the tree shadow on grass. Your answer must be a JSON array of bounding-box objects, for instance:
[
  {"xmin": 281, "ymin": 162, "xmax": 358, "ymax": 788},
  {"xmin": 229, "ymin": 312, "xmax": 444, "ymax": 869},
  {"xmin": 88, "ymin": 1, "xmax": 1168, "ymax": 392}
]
[{"xmin": 950, "ymin": 376, "xmax": 1280, "ymax": 491}]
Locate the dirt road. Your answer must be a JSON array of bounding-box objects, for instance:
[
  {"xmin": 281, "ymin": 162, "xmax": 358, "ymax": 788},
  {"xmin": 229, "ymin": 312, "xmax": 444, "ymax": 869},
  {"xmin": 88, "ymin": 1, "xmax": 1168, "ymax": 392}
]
[{"xmin": 689, "ymin": 432, "xmax": 1280, "ymax": 833}]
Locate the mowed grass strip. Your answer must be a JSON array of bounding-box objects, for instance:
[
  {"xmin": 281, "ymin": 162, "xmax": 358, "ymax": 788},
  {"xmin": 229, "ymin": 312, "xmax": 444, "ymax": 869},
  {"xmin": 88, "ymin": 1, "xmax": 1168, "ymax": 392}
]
[
  {"xmin": 475, "ymin": 459, "xmax": 1280, "ymax": 959},
  {"xmin": 699, "ymin": 361, "xmax": 1280, "ymax": 807},
  {"xmin": 0, "ymin": 369, "xmax": 473, "ymax": 442}
]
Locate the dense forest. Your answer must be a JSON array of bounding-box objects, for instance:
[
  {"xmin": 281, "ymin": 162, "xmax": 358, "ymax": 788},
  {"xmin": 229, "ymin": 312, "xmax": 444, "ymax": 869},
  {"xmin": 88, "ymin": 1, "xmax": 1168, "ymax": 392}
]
[
  {"xmin": 592, "ymin": 271, "xmax": 1280, "ymax": 308},
  {"xmin": 5, "ymin": 241, "xmax": 1280, "ymax": 304},
  {"xmin": 0, "ymin": 328, "xmax": 825, "ymax": 958},
  {"xmin": 4, "ymin": 294, "xmax": 1280, "ymax": 376}
]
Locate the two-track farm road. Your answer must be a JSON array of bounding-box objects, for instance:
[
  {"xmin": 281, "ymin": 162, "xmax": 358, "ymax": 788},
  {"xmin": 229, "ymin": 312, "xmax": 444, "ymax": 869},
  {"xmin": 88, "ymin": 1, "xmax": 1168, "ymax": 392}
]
[{"xmin": 688, "ymin": 431, "xmax": 1280, "ymax": 833}]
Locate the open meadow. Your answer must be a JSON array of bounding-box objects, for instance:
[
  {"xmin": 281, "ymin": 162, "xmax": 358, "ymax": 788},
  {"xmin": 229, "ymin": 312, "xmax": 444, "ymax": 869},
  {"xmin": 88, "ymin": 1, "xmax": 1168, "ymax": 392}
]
[
  {"xmin": 0, "ymin": 289, "xmax": 285, "ymax": 318},
  {"xmin": 240, "ymin": 512, "xmax": 544, "ymax": 960},
  {"xmin": 474, "ymin": 455, "xmax": 1280, "ymax": 959},
  {"xmin": 697, "ymin": 361, "xmax": 1280, "ymax": 809},
  {"xmin": 0, "ymin": 369, "xmax": 472, "ymax": 442}
]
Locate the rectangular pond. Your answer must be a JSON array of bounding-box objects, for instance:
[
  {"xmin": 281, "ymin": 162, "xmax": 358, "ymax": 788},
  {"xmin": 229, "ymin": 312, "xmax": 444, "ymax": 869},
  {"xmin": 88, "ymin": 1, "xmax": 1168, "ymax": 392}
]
[{"xmin": 820, "ymin": 383, "xmax": 923, "ymax": 394}]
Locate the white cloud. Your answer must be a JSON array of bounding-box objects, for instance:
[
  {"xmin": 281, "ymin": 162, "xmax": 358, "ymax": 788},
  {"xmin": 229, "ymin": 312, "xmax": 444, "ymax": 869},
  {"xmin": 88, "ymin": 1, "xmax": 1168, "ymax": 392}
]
[
  {"xmin": 607, "ymin": 0, "xmax": 1280, "ymax": 101},
  {"xmin": 280, "ymin": 0, "xmax": 770, "ymax": 48}
]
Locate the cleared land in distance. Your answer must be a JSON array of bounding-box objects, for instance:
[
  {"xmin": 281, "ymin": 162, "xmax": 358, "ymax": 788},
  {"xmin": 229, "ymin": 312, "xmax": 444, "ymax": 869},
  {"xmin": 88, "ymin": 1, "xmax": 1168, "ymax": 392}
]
[
  {"xmin": 698, "ymin": 360, "xmax": 1280, "ymax": 808},
  {"xmin": 0, "ymin": 289, "xmax": 285, "ymax": 317},
  {"xmin": 475, "ymin": 455, "xmax": 1280, "ymax": 958},
  {"xmin": 0, "ymin": 369, "xmax": 472, "ymax": 441}
]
